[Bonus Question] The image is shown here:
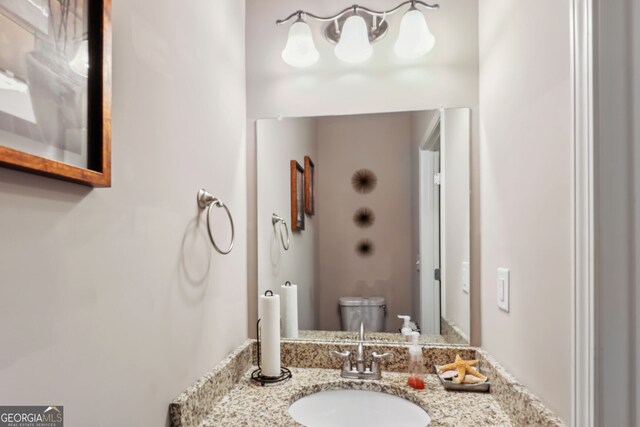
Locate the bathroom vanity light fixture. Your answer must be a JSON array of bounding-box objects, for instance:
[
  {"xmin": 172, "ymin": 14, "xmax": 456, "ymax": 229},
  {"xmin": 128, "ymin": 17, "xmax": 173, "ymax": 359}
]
[
  {"xmin": 281, "ymin": 16, "xmax": 320, "ymax": 67},
  {"xmin": 276, "ymin": 0, "xmax": 439, "ymax": 67}
]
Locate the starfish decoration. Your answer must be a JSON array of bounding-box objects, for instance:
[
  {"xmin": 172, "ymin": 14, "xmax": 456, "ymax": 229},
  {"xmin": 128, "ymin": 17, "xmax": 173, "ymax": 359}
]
[{"xmin": 439, "ymin": 354, "xmax": 487, "ymax": 384}]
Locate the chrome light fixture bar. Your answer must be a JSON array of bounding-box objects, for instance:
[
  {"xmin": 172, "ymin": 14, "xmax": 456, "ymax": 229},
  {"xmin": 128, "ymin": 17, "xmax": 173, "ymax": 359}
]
[{"xmin": 276, "ymin": 0, "xmax": 439, "ymax": 67}]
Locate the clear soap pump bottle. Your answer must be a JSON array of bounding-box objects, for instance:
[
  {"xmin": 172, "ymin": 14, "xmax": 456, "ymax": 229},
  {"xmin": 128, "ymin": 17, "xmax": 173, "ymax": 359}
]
[
  {"xmin": 397, "ymin": 315, "xmax": 413, "ymax": 342},
  {"xmin": 407, "ymin": 331, "xmax": 425, "ymax": 389}
]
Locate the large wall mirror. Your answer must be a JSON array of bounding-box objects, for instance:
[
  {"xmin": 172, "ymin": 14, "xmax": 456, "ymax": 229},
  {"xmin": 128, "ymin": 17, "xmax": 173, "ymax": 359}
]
[{"xmin": 257, "ymin": 108, "xmax": 470, "ymax": 345}]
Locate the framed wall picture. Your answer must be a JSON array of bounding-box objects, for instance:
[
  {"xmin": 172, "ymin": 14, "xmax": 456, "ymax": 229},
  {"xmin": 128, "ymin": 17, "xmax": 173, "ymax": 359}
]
[
  {"xmin": 290, "ymin": 160, "xmax": 305, "ymax": 231},
  {"xmin": 304, "ymin": 155, "xmax": 315, "ymax": 215},
  {"xmin": 0, "ymin": 0, "xmax": 112, "ymax": 187}
]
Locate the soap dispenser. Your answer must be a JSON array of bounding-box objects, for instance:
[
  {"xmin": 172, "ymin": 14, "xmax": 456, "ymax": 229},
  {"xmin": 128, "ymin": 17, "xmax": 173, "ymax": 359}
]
[
  {"xmin": 397, "ymin": 315, "xmax": 413, "ymax": 342},
  {"xmin": 407, "ymin": 331, "xmax": 425, "ymax": 389}
]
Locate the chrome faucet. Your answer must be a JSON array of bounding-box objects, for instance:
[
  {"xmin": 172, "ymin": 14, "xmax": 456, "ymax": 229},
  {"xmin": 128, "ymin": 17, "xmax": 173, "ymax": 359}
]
[
  {"xmin": 355, "ymin": 321, "xmax": 366, "ymax": 373},
  {"xmin": 330, "ymin": 321, "xmax": 393, "ymax": 380}
]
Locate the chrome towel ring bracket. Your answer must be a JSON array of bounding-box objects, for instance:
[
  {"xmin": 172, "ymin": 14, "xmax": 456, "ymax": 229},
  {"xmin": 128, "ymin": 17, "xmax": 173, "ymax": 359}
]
[
  {"xmin": 197, "ymin": 189, "xmax": 235, "ymax": 255},
  {"xmin": 272, "ymin": 213, "xmax": 290, "ymax": 251}
]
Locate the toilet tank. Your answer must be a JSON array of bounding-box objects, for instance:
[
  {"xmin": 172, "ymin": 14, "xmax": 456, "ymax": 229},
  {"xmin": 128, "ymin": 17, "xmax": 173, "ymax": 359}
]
[{"xmin": 339, "ymin": 297, "xmax": 386, "ymax": 332}]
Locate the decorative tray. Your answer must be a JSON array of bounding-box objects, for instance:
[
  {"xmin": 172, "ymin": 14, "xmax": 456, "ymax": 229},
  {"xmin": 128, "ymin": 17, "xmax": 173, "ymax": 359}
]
[{"xmin": 434, "ymin": 365, "xmax": 491, "ymax": 392}]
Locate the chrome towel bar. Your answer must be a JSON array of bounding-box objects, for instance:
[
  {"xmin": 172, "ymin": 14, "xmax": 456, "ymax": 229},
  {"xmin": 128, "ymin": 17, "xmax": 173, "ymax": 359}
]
[
  {"xmin": 197, "ymin": 189, "xmax": 235, "ymax": 255},
  {"xmin": 272, "ymin": 213, "xmax": 290, "ymax": 251}
]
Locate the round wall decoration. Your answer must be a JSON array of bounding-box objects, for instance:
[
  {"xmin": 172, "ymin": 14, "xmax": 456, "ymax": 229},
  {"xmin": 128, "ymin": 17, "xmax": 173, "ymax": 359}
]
[
  {"xmin": 355, "ymin": 239, "xmax": 375, "ymax": 257},
  {"xmin": 351, "ymin": 169, "xmax": 377, "ymax": 194},
  {"xmin": 353, "ymin": 207, "xmax": 375, "ymax": 228}
]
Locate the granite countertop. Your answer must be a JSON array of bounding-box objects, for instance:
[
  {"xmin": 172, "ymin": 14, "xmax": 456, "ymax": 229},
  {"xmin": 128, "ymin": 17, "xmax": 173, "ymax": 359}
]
[
  {"xmin": 200, "ymin": 366, "xmax": 512, "ymax": 427},
  {"xmin": 295, "ymin": 330, "xmax": 450, "ymax": 345},
  {"xmin": 170, "ymin": 340, "xmax": 564, "ymax": 427}
]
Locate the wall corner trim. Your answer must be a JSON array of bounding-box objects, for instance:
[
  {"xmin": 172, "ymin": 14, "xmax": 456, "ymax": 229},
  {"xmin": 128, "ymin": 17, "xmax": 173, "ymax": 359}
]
[{"xmin": 571, "ymin": 0, "xmax": 595, "ymax": 426}]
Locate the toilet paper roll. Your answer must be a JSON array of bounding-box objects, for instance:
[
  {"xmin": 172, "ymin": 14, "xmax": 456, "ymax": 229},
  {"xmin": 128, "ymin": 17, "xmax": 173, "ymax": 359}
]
[
  {"xmin": 281, "ymin": 283, "xmax": 299, "ymax": 339},
  {"xmin": 259, "ymin": 291, "xmax": 281, "ymax": 377}
]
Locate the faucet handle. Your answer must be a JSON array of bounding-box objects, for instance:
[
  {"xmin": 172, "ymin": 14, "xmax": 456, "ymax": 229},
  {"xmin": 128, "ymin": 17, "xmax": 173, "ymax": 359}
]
[
  {"xmin": 371, "ymin": 351, "xmax": 393, "ymax": 373},
  {"xmin": 330, "ymin": 350, "xmax": 351, "ymax": 371},
  {"xmin": 372, "ymin": 351, "xmax": 393, "ymax": 360}
]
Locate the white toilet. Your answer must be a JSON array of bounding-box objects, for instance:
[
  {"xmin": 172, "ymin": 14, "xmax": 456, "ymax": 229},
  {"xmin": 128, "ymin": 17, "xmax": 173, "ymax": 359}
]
[{"xmin": 339, "ymin": 297, "xmax": 386, "ymax": 332}]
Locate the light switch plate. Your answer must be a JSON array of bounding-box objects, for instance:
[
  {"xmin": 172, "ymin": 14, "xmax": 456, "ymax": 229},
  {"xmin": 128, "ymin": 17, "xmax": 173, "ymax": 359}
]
[
  {"xmin": 462, "ymin": 262, "xmax": 470, "ymax": 294},
  {"xmin": 497, "ymin": 268, "xmax": 510, "ymax": 312}
]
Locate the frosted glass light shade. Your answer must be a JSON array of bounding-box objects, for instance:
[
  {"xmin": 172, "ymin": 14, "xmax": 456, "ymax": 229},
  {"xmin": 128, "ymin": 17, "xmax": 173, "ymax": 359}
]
[
  {"xmin": 281, "ymin": 20, "xmax": 319, "ymax": 68},
  {"xmin": 70, "ymin": 39, "xmax": 89, "ymax": 77},
  {"xmin": 394, "ymin": 9, "xmax": 435, "ymax": 59},
  {"xmin": 334, "ymin": 15, "xmax": 373, "ymax": 63}
]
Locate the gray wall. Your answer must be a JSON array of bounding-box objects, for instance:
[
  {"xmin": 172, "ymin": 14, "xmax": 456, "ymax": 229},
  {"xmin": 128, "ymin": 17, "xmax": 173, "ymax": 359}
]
[
  {"xmin": 0, "ymin": 1, "xmax": 247, "ymax": 425},
  {"xmin": 594, "ymin": 0, "xmax": 639, "ymax": 425}
]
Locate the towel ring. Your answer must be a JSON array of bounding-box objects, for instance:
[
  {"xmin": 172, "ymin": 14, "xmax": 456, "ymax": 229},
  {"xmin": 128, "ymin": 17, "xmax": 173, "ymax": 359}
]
[
  {"xmin": 272, "ymin": 213, "xmax": 290, "ymax": 251},
  {"xmin": 197, "ymin": 189, "xmax": 235, "ymax": 255}
]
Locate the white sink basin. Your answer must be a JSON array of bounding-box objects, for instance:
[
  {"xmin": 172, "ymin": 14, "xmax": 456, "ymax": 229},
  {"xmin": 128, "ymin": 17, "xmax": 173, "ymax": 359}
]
[{"xmin": 288, "ymin": 389, "xmax": 431, "ymax": 427}]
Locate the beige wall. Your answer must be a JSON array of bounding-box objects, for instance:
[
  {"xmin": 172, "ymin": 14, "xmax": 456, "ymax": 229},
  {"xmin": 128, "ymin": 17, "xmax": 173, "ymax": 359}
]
[
  {"xmin": 316, "ymin": 113, "xmax": 413, "ymax": 332},
  {"xmin": 256, "ymin": 118, "xmax": 318, "ymax": 329},
  {"xmin": 246, "ymin": 0, "xmax": 480, "ymax": 336},
  {"xmin": 0, "ymin": 1, "xmax": 247, "ymax": 425},
  {"xmin": 478, "ymin": 0, "xmax": 572, "ymax": 423}
]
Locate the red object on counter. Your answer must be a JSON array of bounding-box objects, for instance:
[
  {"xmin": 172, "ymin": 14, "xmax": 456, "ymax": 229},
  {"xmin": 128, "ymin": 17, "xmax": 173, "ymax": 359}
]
[{"xmin": 408, "ymin": 376, "xmax": 425, "ymax": 389}]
